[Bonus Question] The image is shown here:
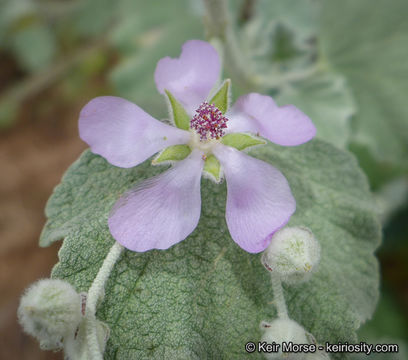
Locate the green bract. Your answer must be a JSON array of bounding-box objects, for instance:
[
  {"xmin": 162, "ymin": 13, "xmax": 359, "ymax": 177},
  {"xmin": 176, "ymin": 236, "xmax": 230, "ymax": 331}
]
[
  {"xmin": 41, "ymin": 140, "xmax": 380, "ymax": 359},
  {"xmin": 221, "ymin": 133, "xmax": 266, "ymax": 151},
  {"xmin": 156, "ymin": 84, "xmax": 261, "ymax": 165},
  {"xmin": 203, "ymin": 155, "xmax": 221, "ymax": 183},
  {"xmin": 209, "ymin": 79, "xmax": 230, "ymax": 114},
  {"xmin": 165, "ymin": 90, "xmax": 190, "ymax": 130},
  {"xmin": 153, "ymin": 145, "xmax": 191, "ymax": 164}
]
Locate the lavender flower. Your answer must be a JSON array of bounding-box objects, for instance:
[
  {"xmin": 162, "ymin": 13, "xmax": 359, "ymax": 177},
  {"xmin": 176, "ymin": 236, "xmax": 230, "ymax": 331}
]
[{"xmin": 78, "ymin": 40, "xmax": 315, "ymax": 253}]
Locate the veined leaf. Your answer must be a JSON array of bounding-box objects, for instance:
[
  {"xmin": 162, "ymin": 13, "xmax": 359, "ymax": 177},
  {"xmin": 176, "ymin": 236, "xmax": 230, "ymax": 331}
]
[{"xmin": 41, "ymin": 141, "xmax": 380, "ymax": 359}]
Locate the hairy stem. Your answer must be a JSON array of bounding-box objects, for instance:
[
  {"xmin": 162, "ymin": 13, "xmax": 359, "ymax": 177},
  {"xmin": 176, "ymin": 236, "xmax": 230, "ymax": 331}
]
[
  {"xmin": 85, "ymin": 242, "xmax": 123, "ymax": 359},
  {"xmin": 270, "ymin": 274, "xmax": 288, "ymax": 319}
]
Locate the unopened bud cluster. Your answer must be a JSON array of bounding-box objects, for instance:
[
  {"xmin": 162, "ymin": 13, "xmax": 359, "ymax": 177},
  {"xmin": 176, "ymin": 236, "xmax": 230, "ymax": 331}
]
[
  {"xmin": 18, "ymin": 279, "xmax": 82, "ymax": 350},
  {"xmin": 262, "ymin": 226, "xmax": 320, "ymax": 284}
]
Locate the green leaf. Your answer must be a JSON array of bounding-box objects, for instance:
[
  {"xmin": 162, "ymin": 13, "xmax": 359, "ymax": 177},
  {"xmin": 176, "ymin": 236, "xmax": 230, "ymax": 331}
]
[
  {"xmin": 152, "ymin": 145, "xmax": 191, "ymax": 164},
  {"xmin": 203, "ymin": 155, "xmax": 221, "ymax": 182},
  {"xmin": 41, "ymin": 140, "xmax": 380, "ymax": 359},
  {"xmin": 209, "ymin": 79, "xmax": 230, "ymax": 114},
  {"xmin": 237, "ymin": 0, "xmax": 319, "ymax": 77},
  {"xmin": 256, "ymin": 0, "xmax": 319, "ymax": 41},
  {"xmin": 164, "ymin": 90, "xmax": 190, "ymax": 130},
  {"xmin": 72, "ymin": 0, "xmax": 115, "ymax": 36},
  {"xmin": 320, "ymin": 0, "xmax": 408, "ymax": 166},
  {"xmin": 276, "ymin": 73, "xmax": 356, "ymax": 149},
  {"xmin": 10, "ymin": 22, "xmax": 56, "ymax": 73},
  {"xmin": 221, "ymin": 133, "xmax": 266, "ymax": 151}
]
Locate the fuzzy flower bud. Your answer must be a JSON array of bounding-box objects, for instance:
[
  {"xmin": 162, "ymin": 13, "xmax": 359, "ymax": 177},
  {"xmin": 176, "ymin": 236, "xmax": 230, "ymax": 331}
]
[
  {"xmin": 18, "ymin": 279, "xmax": 82, "ymax": 350},
  {"xmin": 262, "ymin": 226, "xmax": 320, "ymax": 284},
  {"xmin": 260, "ymin": 318, "xmax": 308, "ymax": 359}
]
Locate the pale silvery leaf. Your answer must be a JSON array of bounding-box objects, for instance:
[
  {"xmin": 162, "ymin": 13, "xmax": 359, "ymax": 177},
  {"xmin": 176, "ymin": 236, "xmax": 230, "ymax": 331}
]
[
  {"xmin": 238, "ymin": 0, "xmax": 318, "ymax": 67},
  {"xmin": 276, "ymin": 73, "xmax": 356, "ymax": 149},
  {"xmin": 255, "ymin": 0, "xmax": 318, "ymax": 41},
  {"xmin": 41, "ymin": 140, "xmax": 380, "ymax": 359},
  {"xmin": 320, "ymin": 0, "xmax": 408, "ymax": 167}
]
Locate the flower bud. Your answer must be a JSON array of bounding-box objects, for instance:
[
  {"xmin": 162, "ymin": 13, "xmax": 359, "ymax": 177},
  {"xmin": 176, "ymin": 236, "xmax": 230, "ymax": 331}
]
[
  {"xmin": 18, "ymin": 279, "xmax": 82, "ymax": 350},
  {"xmin": 260, "ymin": 318, "xmax": 308, "ymax": 359},
  {"xmin": 262, "ymin": 226, "xmax": 320, "ymax": 284}
]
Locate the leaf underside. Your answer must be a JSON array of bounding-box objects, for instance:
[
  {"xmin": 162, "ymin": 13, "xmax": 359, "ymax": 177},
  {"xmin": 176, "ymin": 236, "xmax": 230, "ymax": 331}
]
[{"xmin": 41, "ymin": 140, "xmax": 380, "ymax": 359}]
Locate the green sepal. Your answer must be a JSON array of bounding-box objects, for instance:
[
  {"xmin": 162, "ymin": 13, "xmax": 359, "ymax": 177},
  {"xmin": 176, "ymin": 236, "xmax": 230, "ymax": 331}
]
[
  {"xmin": 165, "ymin": 90, "xmax": 190, "ymax": 130},
  {"xmin": 221, "ymin": 133, "xmax": 266, "ymax": 151},
  {"xmin": 152, "ymin": 145, "xmax": 191, "ymax": 165},
  {"xmin": 209, "ymin": 79, "xmax": 230, "ymax": 114},
  {"xmin": 203, "ymin": 155, "xmax": 221, "ymax": 183}
]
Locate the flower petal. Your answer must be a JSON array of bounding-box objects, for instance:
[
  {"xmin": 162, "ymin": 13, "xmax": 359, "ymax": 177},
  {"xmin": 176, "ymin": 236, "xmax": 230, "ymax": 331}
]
[
  {"xmin": 79, "ymin": 96, "xmax": 190, "ymax": 168},
  {"xmin": 213, "ymin": 145, "xmax": 296, "ymax": 253},
  {"xmin": 226, "ymin": 93, "xmax": 316, "ymax": 146},
  {"xmin": 108, "ymin": 150, "xmax": 204, "ymax": 252},
  {"xmin": 154, "ymin": 40, "xmax": 221, "ymax": 114}
]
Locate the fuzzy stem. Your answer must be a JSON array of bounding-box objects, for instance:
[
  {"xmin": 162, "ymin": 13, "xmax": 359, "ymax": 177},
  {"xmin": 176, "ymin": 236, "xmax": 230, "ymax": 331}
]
[
  {"xmin": 202, "ymin": 0, "xmax": 259, "ymax": 91},
  {"xmin": 270, "ymin": 274, "xmax": 288, "ymax": 319},
  {"xmin": 85, "ymin": 242, "xmax": 123, "ymax": 360}
]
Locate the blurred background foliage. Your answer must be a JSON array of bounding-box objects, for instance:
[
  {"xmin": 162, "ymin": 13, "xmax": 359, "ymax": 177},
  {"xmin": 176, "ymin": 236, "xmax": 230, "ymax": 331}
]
[{"xmin": 0, "ymin": 0, "xmax": 407, "ymax": 358}]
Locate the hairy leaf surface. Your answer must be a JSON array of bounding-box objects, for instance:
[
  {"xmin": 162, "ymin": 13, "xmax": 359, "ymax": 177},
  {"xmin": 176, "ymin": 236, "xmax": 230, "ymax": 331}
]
[
  {"xmin": 320, "ymin": 0, "xmax": 408, "ymax": 166},
  {"xmin": 41, "ymin": 141, "xmax": 380, "ymax": 359}
]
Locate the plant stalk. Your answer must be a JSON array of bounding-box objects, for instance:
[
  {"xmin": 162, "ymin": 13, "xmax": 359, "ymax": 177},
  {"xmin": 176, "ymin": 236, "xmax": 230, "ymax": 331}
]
[
  {"xmin": 270, "ymin": 274, "xmax": 288, "ymax": 319},
  {"xmin": 85, "ymin": 242, "xmax": 123, "ymax": 360}
]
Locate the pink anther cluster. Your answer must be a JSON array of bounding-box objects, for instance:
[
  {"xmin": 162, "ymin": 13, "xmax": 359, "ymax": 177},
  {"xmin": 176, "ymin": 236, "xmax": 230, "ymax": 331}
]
[{"xmin": 190, "ymin": 102, "xmax": 228, "ymax": 141}]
